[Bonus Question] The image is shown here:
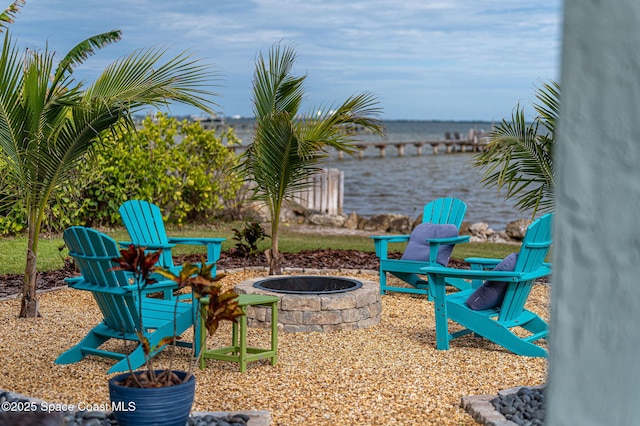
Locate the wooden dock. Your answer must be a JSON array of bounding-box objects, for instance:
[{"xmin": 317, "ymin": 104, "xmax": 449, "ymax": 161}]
[
  {"xmin": 348, "ymin": 138, "xmax": 487, "ymax": 158},
  {"xmin": 225, "ymin": 130, "xmax": 491, "ymax": 158}
]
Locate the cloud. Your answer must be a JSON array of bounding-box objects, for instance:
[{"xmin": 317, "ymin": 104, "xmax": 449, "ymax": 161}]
[{"xmin": 8, "ymin": 0, "xmax": 562, "ymax": 119}]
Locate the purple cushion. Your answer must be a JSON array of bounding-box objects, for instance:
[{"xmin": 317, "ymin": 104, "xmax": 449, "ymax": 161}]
[
  {"xmin": 465, "ymin": 253, "xmax": 519, "ymax": 310},
  {"xmin": 400, "ymin": 223, "xmax": 459, "ymax": 266}
]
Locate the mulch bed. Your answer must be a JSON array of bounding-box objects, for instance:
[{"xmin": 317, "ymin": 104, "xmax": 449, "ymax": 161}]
[{"xmin": 0, "ymin": 250, "xmax": 469, "ymax": 299}]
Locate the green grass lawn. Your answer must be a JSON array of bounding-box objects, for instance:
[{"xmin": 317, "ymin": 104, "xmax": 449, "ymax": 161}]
[{"xmin": 0, "ymin": 223, "xmax": 518, "ymax": 275}]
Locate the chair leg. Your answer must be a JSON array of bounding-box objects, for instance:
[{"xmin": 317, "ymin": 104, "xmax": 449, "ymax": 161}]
[
  {"xmin": 199, "ymin": 310, "xmax": 207, "ymax": 370},
  {"xmin": 379, "ymin": 268, "xmax": 388, "ymax": 295},
  {"xmin": 269, "ymin": 300, "xmax": 278, "ymax": 366},
  {"xmin": 55, "ymin": 326, "xmax": 111, "ymax": 365},
  {"xmin": 108, "ymin": 315, "xmax": 194, "ymax": 374},
  {"xmin": 431, "ymin": 277, "xmax": 451, "ymax": 350},
  {"xmin": 476, "ymin": 324, "xmax": 548, "ymax": 357},
  {"xmin": 521, "ymin": 315, "xmax": 548, "ymax": 338},
  {"xmin": 238, "ymin": 315, "xmax": 247, "ymax": 373}
]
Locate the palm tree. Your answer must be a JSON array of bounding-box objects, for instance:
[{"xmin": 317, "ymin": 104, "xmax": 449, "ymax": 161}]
[
  {"xmin": 474, "ymin": 80, "xmax": 559, "ymax": 216},
  {"xmin": 238, "ymin": 43, "xmax": 384, "ymax": 275},
  {"xmin": 0, "ymin": 4, "xmax": 219, "ymax": 317}
]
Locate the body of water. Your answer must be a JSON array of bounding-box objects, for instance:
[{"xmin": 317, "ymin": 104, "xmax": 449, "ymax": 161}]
[{"xmin": 229, "ymin": 119, "xmax": 533, "ymax": 231}]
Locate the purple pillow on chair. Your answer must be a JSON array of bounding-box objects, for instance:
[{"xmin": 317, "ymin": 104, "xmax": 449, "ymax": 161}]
[
  {"xmin": 400, "ymin": 223, "xmax": 459, "ymax": 266},
  {"xmin": 465, "ymin": 253, "xmax": 519, "ymax": 311}
]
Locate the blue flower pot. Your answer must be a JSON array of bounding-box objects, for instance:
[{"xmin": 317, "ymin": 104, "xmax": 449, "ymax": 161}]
[{"xmin": 108, "ymin": 370, "xmax": 196, "ymax": 426}]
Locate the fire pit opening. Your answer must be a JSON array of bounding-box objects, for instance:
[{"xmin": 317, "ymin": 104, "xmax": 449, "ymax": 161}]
[{"xmin": 253, "ymin": 276, "xmax": 362, "ymax": 294}]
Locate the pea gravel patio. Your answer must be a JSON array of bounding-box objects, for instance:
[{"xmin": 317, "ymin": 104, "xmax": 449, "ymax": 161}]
[{"xmin": 0, "ymin": 270, "xmax": 548, "ymax": 425}]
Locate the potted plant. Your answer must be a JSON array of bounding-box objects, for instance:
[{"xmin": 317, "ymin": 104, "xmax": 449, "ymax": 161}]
[{"xmin": 107, "ymin": 245, "xmax": 243, "ymax": 426}]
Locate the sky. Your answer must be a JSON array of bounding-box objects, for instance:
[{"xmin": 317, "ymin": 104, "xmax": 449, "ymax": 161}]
[{"xmin": 6, "ymin": 0, "xmax": 563, "ymax": 121}]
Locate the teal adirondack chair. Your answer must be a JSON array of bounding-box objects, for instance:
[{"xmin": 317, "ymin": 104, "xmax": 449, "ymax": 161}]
[
  {"xmin": 55, "ymin": 226, "xmax": 199, "ymax": 374},
  {"xmin": 119, "ymin": 200, "xmax": 225, "ymax": 275},
  {"xmin": 370, "ymin": 197, "xmax": 470, "ymax": 296},
  {"xmin": 420, "ymin": 213, "xmax": 553, "ymax": 357}
]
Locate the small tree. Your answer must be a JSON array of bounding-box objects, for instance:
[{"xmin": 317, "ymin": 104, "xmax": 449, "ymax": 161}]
[
  {"xmin": 0, "ymin": 2, "xmax": 220, "ymax": 317},
  {"xmin": 238, "ymin": 43, "xmax": 384, "ymax": 274},
  {"xmin": 474, "ymin": 80, "xmax": 558, "ymax": 216}
]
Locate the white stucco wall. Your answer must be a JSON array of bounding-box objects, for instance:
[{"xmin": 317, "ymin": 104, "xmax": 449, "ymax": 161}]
[{"xmin": 547, "ymin": 1, "xmax": 640, "ymax": 424}]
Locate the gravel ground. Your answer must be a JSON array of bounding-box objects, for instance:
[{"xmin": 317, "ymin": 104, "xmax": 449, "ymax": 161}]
[{"xmin": 0, "ymin": 269, "xmax": 549, "ymax": 426}]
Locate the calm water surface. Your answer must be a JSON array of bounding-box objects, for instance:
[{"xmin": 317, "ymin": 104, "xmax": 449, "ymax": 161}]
[
  {"xmin": 230, "ymin": 119, "xmax": 533, "ymax": 230},
  {"xmin": 324, "ymin": 153, "xmax": 531, "ymax": 230}
]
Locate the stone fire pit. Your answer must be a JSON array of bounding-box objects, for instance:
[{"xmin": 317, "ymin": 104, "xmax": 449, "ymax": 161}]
[{"xmin": 234, "ymin": 275, "xmax": 381, "ymax": 332}]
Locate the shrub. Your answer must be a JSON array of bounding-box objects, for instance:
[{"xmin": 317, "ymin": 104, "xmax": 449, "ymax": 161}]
[
  {"xmin": 74, "ymin": 113, "xmax": 244, "ymax": 226},
  {"xmin": 0, "ymin": 114, "xmax": 245, "ymax": 235},
  {"xmin": 230, "ymin": 221, "xmax": 269, "ymax": 258}
]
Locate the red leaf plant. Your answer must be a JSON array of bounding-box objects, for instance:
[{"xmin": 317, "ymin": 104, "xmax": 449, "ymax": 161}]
[{"xmin": 111, "ymin": 245, "xmax": 243, "ymax": 388}]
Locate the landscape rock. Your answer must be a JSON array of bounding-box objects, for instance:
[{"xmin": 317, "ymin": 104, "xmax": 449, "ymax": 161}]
[
  {"xmin": 411, "ymin": 214, "xmax": 424, "ymax": 230},
  {"xmin": 362, "ymin": 213, "xmax": 408, "ymax": 232},
  {"xmin": 488, "ymin": 231, "xmax": 511, "ymax": 243},
  {"xmin": 362, "ymin": 214, "xmax": 391, "ymax": 231},
  {"xmin": 307, "ymin": 213, "xmax": 346, "ymax": 227},
  {"xmin": 469, "ymin": 222, "xmax": 490, "ymax": 236},
  {"xmin": 469, "ymin": 235, "xmax": 487, "ymax": 243},
  {"xmin": 506, "ymin": 219, "xmax": 532, "ymax": 240},
  {"xmin": 388, "ymin": 216, "xmax": 411, "ymax": 233},
  {"xmin": 344, "ymin": 212, "xmax": 359, "ymax": 230},
  {"xmin": 357, "ymin": 216, "xmax": 370, "ymax": 230},
  {"xmin": 459, "ymin": 221, "xmax": 472, "ymax": 235},
  {"xmin": 468, "ymin": 222, "xmax": 500, "ymax": 241}
]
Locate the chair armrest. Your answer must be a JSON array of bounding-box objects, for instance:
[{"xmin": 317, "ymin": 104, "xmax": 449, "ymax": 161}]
[
  {"xmin": 464, "ymin": 257, "xmax": 503, "ymax": 265},
  {"xmin": 167, "ymin": 237, "xmax": 225, "ymax": 263},
  {"xmin": 370, "ymin": 235, "xmax": 411, "ymax": 243},
  {"xmin": 370, "ymin": 235, "xmax": 410, "ymax": 259},
  {"xmin": 427, "ymin": 235, "xmax": 470, "ymax": 245},
  {"xmin": 122, "ymin": 279, "xmax": 179, "ymax": 294},
  {"xmin": 464, "ymin": 257, "xmax": 503, "ymax": 270},
  {"xmin": 118, "ymin": 241, "xmax": 176, "ymax": 250},
  {"xmin": 426, "ymin": 235, "xmax": 470, "ymax": 264},
  {"xmin": 167, "ymin": 237, "xmax": 226, "ymax": 245},
  {"xmin": 66, "ymin": 279, "xmax": 129, "ymax": 295},
  {"xmin": 419, "ymin": 264, "xmax": 552, "ymax": 282},
  {"xmin": 64, "ymin": 276, "xmax": 83, "ymax": 286},
  {"xmin": 464, "ymin": 258, "xmax": 554, "ymax": 272}
]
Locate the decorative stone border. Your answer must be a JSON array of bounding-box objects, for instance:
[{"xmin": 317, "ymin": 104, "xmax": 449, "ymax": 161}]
[
  {"xmin": 460, "ymin": 385, "xmax": 545, "ymax": 426},
  {"xmin": 0, "ymin": 389, "xmax": 271, "ymax": 426},
  {"xmin": 234, "ymin": 275, "xmax": 382, "ymax": 332}
]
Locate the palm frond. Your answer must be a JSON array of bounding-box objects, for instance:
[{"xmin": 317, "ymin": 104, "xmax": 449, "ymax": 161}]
[
  {"xmin": 298, "ymin": 92, "xmax": 384, "ymax": 158},
  {"xmin": 88, "ymin": 46, "xmax": 219, "ymax": 115},
  {"xmin": 0, "ymin": 32, "xmax": 26, "ymax": 174},
  {"xmin": 55, "ymin": 30, "xmax": 122, "ymax": 76},
  {"xmin": 474, "ymin": 80, "xmax": 558, "ymax": 216},
  {"xmin": 0, "ymin": 0, "xmax": 25, "ymax": 32},
  {"xmin": 533, "ymin": 80, "xmax": 559, "ymax": 137},
  {"xmin": 252, "ymin": 42, "xmax": 304, "ymax": 120}
]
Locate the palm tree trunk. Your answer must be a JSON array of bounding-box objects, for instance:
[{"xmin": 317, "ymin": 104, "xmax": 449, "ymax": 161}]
[
  {"xmin": 266, "ymin": 210, "xmax": 283, "ymax": 275},
  {"xmin": 19, "ymin": 226, "xmax": 40, "ymax": 318}
]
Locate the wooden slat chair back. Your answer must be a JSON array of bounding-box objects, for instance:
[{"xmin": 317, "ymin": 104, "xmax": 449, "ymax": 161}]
[
  {"xmin": 119, "ymin": 200, "xmax": 225, "ymax": 299},
  {"xmin": 119, "ymin": 199, "xmax": 175, "ymax": 268},
  {"xmin": 371, "ymin": 197, "xmax": 470, "ymax": 296},
  {"xmin": 421, "ymin": 213, "xmax": 553, "ymax": 357},
  {"xmin": 64, "ymin": 226, "xmax": 141, "ymax": 332},
  {"xmin": 55, "ymin": 226, "xmax": 198, "ymax": 374},
  {"xmin": 498, "ymin": 217, "xmax": 553, "ymax": 323},
  {"xmin": 422, "ymin": 197, "xmax": 467, "ymax": 227}
]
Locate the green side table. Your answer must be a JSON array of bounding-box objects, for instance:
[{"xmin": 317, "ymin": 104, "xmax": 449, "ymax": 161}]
[{"xmin": 199, "ymin": 293, "xmax": 279, "ymax": 372}]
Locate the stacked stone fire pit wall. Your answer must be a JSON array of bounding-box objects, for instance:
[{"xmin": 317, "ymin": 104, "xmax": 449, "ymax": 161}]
[{"xmin": 234, "ymin": 276, "xmax": 381, "ymax": 332}]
